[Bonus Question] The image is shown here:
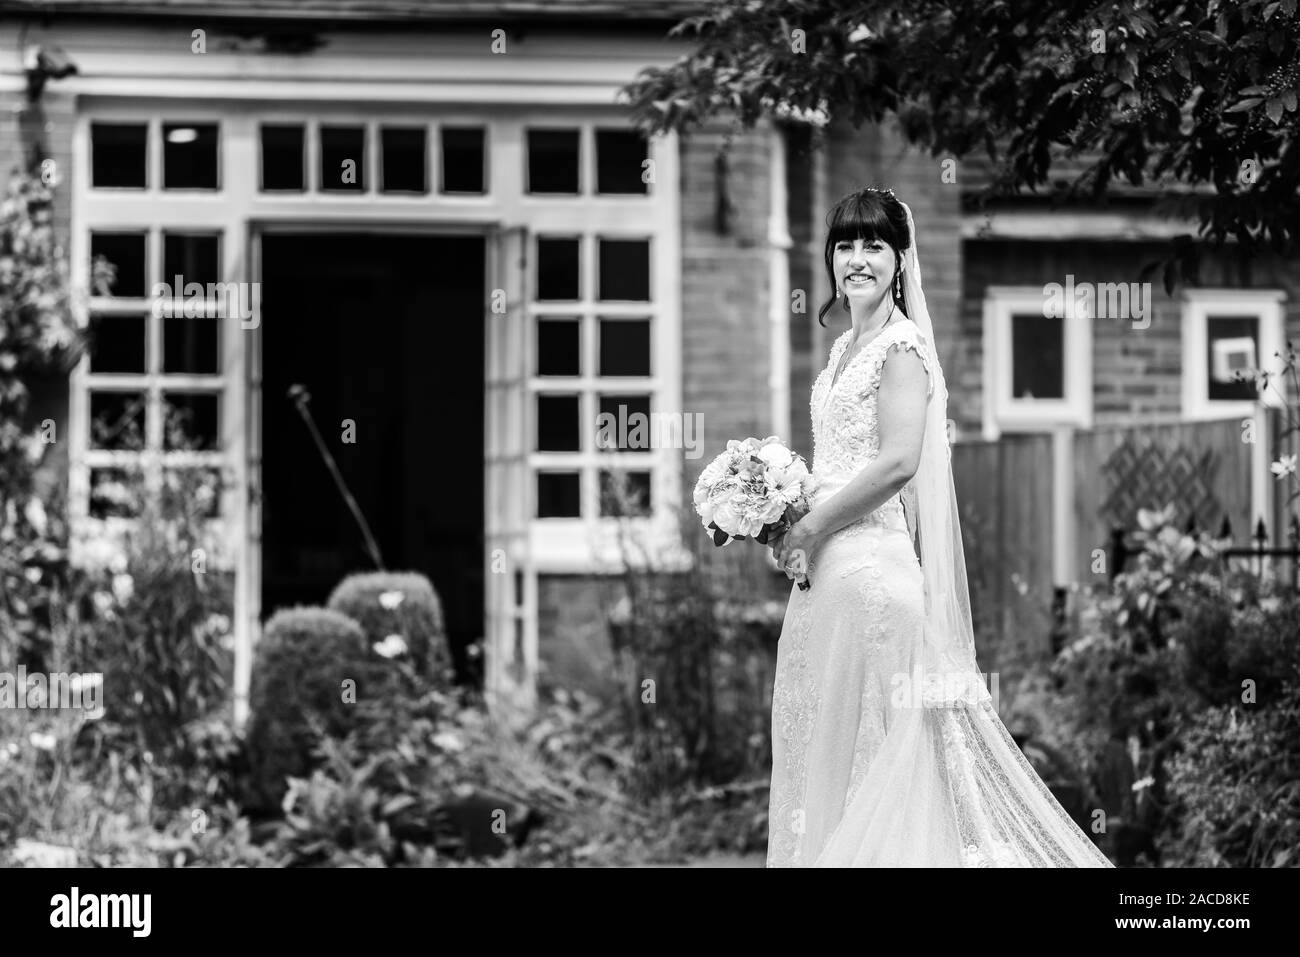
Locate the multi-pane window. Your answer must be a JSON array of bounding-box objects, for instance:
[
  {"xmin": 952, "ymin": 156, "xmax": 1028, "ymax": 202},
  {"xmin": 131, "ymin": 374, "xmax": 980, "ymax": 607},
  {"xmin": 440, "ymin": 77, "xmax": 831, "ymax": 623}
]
[
  {"xmin": 251, "ymin": 122, "xmax": 487, "ymax": 195},
  {"xmin": 525, "ymin": 126, "xmax": 652, "ymax": 197},
  {"xmin": 530, "ymin": 233, "xmax": 654, "ymax": 519},
  {"xmin": 83, "ymin": 216, "xmax": 226, "ymax": 523},
  {"xmin": 90, "ymin": 120, "xmax": 220, "ymax": 190},
  {"xmin": 83, "ymin": 112, "xmax": 670, "ymax": 568}
]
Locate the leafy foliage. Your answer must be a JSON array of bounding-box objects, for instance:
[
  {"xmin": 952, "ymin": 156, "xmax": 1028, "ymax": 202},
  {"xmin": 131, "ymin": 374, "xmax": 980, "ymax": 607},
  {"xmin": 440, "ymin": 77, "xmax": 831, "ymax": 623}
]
[
  {"xmin": 327, "ymin": 570, "xmax": 452, "ymax": 686},
  {"xmin": 1162, "ymin": 687, "xmax": 1300, "ymax": 867},
  {"xmin": 243, "ymin": 606, "xmax": 386, "ymax": 811},
  {"xmin": 621, "ymin": 0, "xmax": 1300, "ymax": 272},
  {"xmin": 0, "ymin": 168, "xmax": 92, "ymax": 456},
  {"xmin": 1053, "ymin": 505, "xmax": 1300, "ymax": 864}
]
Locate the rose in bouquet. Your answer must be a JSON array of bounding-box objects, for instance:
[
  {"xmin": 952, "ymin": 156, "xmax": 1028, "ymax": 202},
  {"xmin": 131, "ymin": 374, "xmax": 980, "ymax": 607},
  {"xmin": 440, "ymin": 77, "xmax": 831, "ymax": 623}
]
[{"xmin": 692, "ymin": 436, "xmax": 818, "ymax": 590}]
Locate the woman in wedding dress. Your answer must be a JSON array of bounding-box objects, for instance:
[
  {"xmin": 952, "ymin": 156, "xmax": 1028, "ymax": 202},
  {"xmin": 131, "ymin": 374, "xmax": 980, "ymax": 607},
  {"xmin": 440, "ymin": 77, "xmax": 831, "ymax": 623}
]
[{"xmin": 766, "ymin": 187, "xmax": 1113, "ymax": 868}]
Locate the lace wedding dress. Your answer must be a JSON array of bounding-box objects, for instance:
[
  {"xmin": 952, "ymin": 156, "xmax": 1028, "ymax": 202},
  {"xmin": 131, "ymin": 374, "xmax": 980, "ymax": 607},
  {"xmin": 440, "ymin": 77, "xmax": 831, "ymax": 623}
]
[{"xmin": 766, "ymin": 318, "xmax": 1113, "ymax": 868}]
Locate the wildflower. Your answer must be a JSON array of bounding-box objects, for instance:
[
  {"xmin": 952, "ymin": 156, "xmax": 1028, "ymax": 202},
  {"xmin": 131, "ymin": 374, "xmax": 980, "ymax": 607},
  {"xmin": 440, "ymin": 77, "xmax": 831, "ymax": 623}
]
[
  {"xmin": 111, "ymin": 573, "xmax": 134, "ymax": 604},
  {"xmin": 1270, "ymin": 454, "xmax": 1297, "ymax": 479},
  {"xmin": 432, "ymin": 731, "xmax": 465, "ymax": 752},
  {"xmin": 373, "ymin": 634, "xmax": 407, "ymax": 659},
  {"xmin": 23, "ymin": 497, "xmax": 47, "ymax": 535},
  {"xmin": 847, "ymin": 24, "xmax": 873, "ymax": 43},
  {"xmin": 378, "ymin": 590, "xmax": 404, "ymax": 610},
  {"xmin": 1132, "ymin": 775, "xmax": 1155, "ymax": 792},
  {"xmin": 11, "ymin": 839, "xmax": 76, "ymax": 868},
  {"xmin": 29, "ymin": 731, "xmax": 56, "ymax": 751}
]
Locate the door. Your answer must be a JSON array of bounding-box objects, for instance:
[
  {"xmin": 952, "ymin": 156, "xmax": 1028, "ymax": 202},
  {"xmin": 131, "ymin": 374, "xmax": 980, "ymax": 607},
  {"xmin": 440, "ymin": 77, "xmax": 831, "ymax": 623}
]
[{"xmin": 484, "ymin": 224, "xmax": 537, "ymax": 718}]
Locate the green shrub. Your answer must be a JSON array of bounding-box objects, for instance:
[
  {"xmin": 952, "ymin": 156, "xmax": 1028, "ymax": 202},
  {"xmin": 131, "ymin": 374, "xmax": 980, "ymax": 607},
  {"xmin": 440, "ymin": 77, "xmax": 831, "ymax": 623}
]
[
  {"xmin": 327, "ymin": 571, "xmax": 450, "ymax": 685},
  {"xmin": 245, "ymin": 606, "xmax": 389, "ymax": 810}
]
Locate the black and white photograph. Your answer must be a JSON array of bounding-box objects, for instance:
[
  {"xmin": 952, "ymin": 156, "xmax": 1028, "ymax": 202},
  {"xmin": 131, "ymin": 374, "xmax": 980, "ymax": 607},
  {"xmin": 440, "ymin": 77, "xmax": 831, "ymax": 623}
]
[{"xmin": 0, "ymin": 0, "xmax": 1296, "ymax": 913}]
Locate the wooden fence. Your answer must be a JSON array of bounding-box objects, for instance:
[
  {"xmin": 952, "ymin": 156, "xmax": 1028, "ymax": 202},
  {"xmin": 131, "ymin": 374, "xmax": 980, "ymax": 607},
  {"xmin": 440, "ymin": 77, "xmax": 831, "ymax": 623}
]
[
  {"xmin": 952, "ymin": 433, "xmax": 1055, "ymax": 668},
  {"xmin": 952, "ymin": 408, "xmax": 1295, "ymax": 666}
]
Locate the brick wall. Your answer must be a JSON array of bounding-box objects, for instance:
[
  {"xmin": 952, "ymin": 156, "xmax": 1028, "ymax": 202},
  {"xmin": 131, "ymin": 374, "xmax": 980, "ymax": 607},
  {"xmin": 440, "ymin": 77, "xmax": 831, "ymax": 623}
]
[
  {"xmin": 822, "ymin": 116, "xmax": 965, "ymax": 408},
  {"xmin": 536, "ymin": 574, "xmax": 623, "ymax": 703},
  {"xmin": 960, "ymin": 239, "xmax": 1300, "ymax": 434}
]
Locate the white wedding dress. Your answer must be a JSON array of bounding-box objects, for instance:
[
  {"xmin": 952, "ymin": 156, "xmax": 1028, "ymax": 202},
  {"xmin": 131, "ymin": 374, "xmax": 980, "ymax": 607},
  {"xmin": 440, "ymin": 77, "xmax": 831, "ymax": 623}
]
[{"xmin": 766, "ymin": 318, "xmax": 1113, "ymax": 867}]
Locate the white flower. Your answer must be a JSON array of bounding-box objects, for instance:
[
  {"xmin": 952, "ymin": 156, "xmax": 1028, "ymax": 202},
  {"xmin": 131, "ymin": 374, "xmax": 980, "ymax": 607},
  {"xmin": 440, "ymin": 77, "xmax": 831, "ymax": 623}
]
[
  {"xmin": 432, "ymin": 731, "xmax": 465, "ymax": 752},
  {"xmin": 373, "ymin": 634, "xmax": 407, "ymax": 659},
  {"xmin": 755, "ymin": 441, "xmax": 795, "ymax": 471},
  {"xmin": 11, "ymin": 839, "xmax": 77, "ymax": 868},
  {"xmin": 1132, "ymin": 775, "xmax": 1155, "ymax": 792},
  {"xmin": 23, "ymin": 434, "xmax": 47, "ymax": 466},
  {"xmin": 847, "ymin": 23, "xmax": 873, "ymax": 43},
  {"xmin": 1271, "ymin": 454, "xmax": 1297, "ymax": 479},
  {"xmin": 378, "ymin": 589, "xmax": 404, "ymax": 610},
  {"xmin": 111, "ymin": 572, "xmax": 134, "ymax": 605},
  {"xmin": 23, "ymin": 497, "xmax": 47, "ymax": 535},
  {"xmin": 29, "ymin": 731, "xmax": 56, "ymax": 751},
  {"xmin": 1136, "ymin": 504, "xmax": 1177, "ymax": 531}
]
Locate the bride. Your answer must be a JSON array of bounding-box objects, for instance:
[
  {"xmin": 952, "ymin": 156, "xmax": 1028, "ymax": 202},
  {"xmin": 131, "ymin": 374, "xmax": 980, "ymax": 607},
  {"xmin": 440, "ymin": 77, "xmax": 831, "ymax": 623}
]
[{"xmin": 766, "ymin": 187, "xmax": 1113, "ymax": 867}]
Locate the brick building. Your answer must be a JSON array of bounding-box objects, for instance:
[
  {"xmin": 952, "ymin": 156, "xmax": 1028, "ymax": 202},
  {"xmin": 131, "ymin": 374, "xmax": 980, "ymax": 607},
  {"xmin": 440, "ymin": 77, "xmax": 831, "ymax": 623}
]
[{"xmin": 1, "ymin": 0, "xmax": 1295, "ymax": 717}]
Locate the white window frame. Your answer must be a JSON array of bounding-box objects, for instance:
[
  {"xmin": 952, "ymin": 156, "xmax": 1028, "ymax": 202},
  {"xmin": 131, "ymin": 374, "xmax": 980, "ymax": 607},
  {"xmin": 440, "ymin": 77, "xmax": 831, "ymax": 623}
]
[
  {"xmin": 72, "ymin": 105, "xmax": 682, "ymax": 577},
  {"xmin": 71, "ymin": 112, "xmax": 239, "ymax": 568},
  {"xmin": 982, "ymin": 285, "xmax": 1093, "ymax": 439},
  {"xmin": 1180, "ymin": 288, "xmax": 1286, "ymax": 421},
  {"xmin": 72, "ymin": 102, "xmax": 681, "ymax": 724}
]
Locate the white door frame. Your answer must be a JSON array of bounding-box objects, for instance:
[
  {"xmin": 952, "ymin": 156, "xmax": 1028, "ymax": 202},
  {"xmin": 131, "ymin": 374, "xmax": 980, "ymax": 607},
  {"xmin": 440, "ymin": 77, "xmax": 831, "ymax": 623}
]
[{"xmin": 243, "ymin": 218, "xmax": 503, "ymax": 725}]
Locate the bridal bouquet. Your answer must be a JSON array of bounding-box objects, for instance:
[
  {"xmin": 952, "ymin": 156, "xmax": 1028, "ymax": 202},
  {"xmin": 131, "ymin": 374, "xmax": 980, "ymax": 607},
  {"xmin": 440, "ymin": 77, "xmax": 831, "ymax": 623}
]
[{"xmin": 692, "ymin": 436, "xmax": 818, "ymax": 590}]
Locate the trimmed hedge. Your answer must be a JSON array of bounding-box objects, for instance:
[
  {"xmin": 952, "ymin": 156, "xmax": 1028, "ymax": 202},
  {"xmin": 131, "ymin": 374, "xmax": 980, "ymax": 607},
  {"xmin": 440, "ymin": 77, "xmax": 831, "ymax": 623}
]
[
  {"xmin": 327, "ymin": 571, "xmax": 451, "ymax": 686},
  {"xmin": 244, "ymin": 606, "xmax": 391, "ymax": 810}
]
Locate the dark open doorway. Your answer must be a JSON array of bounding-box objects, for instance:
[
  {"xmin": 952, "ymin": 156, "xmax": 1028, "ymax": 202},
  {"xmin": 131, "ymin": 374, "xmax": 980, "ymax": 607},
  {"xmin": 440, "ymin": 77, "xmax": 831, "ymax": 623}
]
[{"xmin": 259, "ymin": 232, "xmax": 485, "ymax": 683}]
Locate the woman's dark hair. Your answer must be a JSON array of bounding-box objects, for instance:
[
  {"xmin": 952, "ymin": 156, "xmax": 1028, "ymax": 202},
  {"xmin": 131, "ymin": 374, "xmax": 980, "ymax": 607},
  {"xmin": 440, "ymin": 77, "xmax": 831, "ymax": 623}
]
[{"xmin": 816, "ymin": 186, "xmax": 911, "ymax": 327}]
